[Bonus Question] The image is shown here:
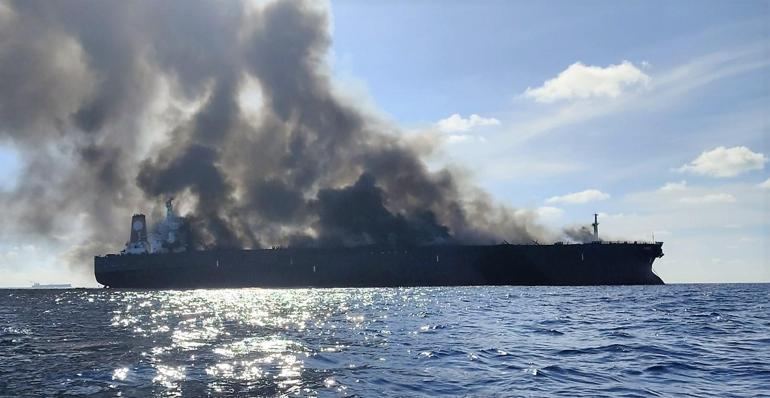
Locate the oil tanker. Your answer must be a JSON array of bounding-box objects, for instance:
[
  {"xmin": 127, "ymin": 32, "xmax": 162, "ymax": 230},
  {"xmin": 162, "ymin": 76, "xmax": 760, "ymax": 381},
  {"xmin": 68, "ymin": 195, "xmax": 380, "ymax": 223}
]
[{"xmin": 94, "ymin": 201, "xmax": 664, "ymax": 288}]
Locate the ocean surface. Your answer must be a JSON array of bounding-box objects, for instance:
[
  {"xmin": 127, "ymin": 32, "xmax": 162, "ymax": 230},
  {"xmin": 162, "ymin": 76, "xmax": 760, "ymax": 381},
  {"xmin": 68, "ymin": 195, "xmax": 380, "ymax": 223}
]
[{"xmin": 1, "ymin": 285, "xmax": 768, "ymax": 397}]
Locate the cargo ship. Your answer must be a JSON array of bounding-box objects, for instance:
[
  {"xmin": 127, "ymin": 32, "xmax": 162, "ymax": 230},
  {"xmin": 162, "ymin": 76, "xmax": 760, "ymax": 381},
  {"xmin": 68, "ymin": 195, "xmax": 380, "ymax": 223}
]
[
  {"xmin": 30, "ymin": 282, "xmax": 72, "ymax": 289},
  {"xmin": 94, "ymin": 201, "xmax": 664, "ymax": 288}
]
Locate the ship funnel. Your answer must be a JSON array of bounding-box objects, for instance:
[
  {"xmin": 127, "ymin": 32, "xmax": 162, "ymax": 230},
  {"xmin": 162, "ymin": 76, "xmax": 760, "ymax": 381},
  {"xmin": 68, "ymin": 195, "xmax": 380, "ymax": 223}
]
[
  {"xmin": 129, "ymin": 214, "xmax": 148, "ymax": 243},
  {"xmin": 592, "ymin": 213, "xmax": 600, "ymax": 241},
  {"xmin": 122, "ymin": 213, "xmax": 151, "ymax": 255}
]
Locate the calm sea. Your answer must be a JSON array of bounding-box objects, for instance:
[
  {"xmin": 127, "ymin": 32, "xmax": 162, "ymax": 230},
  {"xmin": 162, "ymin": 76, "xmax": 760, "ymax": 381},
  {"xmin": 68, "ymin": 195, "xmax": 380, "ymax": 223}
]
[{"xmin": 1, "ymin": 284, "xmax": 768, "ymax": 397}]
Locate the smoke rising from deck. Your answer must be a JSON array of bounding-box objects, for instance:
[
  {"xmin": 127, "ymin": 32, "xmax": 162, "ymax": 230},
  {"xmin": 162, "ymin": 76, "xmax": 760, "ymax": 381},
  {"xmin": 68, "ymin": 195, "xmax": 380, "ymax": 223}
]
[
  {"xmin": 0, "ymin": 0, "xmax": 556, "ymax": 271},
  {"xmin": 562, "ymin": 226, "xmax": 598, "ymax": 243}
]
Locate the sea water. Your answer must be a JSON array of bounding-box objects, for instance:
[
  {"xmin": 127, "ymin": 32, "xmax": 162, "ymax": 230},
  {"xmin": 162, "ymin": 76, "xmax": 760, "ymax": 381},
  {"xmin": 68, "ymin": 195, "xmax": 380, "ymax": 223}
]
[{"xmin": 1, "ymin": 284, "xmax": 768, "ymax": 397}]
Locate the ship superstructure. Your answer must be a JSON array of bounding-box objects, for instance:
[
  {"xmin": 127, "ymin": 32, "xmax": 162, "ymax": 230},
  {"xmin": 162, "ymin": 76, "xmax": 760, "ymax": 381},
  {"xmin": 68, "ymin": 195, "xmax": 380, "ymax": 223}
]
[{"xmin": 121, "ymin": 198, "xmax": 187, "ymax": 255}]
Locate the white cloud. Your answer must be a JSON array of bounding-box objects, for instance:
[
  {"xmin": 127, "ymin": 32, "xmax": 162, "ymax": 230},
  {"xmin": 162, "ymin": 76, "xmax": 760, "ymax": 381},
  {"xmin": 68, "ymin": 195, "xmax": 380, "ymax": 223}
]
[
  {"xmin": 502, "ymin": 44, "xmax": 769, "ymax": 148},
  {"xmin": 757, "ymin": 178, "xmax": 770, "ymax": 189},
  {"xmin": 678, "ymin": 146, "xmax": 767, "ymax": 177},
  {"xmin": 446, "ymin": 135, "xmax": 471, "ymax": 144},
  {"xmin": 546, "ymin": 189, "xmax": 610, "ymax": 204},
  {"xmin": 678, "ymin": 193, "xmax": 736, "ymax": 204},
  {"xmin": 445, "ymin": 134, "xmax": 487, "ymax": 144},
  {"xmin": 524, "ymin": 60, "xmax": 650, "ymax": 103},
  {"xmin": 659, "ymin": 181, "xmax": 688, "ymax": 192},
  {"xmin": 436, "ymin": 113, "xmax": 500, "ymax": 133},
  {"xmin": 535, "ymin": 206, "xmax": 564, "ymax": 219}
]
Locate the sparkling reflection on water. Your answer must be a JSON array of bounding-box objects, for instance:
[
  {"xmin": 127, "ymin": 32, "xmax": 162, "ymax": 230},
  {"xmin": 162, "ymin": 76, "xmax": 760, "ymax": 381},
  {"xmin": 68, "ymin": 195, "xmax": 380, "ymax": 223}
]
[
  {"xmin": 109, "ymin": 289, "xmax": 391, "ymax": 396},
  {"xmin": 2, "ymin": 285, "xmax": 770, "ymax": 396}
]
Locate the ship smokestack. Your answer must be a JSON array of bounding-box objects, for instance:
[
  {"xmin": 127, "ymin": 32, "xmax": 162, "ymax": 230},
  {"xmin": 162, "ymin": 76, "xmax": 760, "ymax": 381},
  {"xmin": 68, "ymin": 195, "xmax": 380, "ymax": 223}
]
[
  {"xmin": 123, "ymin": 214, "xmax": 152, "ymax": 254},
  {"xmin": 592, "ymin": 213, "xmax": 600, "ymax": 241},
  {"xmin": 130, "ymin": 214, "xmax": 148, "ymax": 243}
]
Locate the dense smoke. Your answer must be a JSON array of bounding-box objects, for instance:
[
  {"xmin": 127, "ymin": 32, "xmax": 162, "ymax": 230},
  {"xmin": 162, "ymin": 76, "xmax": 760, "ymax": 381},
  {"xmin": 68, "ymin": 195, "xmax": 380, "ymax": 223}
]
[{"xmin": 0, "ymin": 0, "xmax": 557, "ymax": 270}]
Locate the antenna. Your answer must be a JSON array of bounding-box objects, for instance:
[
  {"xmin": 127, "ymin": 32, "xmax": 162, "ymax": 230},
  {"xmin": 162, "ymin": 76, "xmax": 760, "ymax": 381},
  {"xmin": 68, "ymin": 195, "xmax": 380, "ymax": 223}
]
[{"xmin": 592, "ymin": 213, "xmax": 600, "ymax": 241}]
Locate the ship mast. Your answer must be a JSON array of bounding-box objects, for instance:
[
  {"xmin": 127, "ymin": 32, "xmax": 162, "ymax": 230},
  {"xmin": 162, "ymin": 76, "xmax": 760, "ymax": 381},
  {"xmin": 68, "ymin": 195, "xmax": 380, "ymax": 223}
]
[
  {"xmin": 592, "ymin": 213, "xmax": 600, "ymax": 241},
  {"xmin": 165, "ymin": 196, "xmax": 175, "ymax": 220}
]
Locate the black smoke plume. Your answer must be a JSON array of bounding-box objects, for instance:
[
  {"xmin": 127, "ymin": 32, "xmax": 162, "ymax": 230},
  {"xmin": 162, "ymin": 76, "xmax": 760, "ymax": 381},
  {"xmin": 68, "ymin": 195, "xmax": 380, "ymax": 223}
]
[{"xmin": 0, "ymin": 0, "xmax": 555, "ymax": 278}]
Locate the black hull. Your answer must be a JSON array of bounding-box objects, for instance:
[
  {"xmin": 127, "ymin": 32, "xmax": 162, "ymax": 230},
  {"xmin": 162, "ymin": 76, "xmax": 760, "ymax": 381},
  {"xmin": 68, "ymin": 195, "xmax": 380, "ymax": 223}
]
[{"xmin": 94, "ymin": 242, "xmax": 664, "ymax": 288}]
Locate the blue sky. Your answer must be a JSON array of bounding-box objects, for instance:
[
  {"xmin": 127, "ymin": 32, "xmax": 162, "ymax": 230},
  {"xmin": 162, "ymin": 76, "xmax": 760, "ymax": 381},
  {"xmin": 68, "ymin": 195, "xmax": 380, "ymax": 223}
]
[
  {"xmin": 0, "ymin": 0, "xmax": 768, "ymax": 285},
  {"xmin": 327, "ymin": 0, "xmax": 769, "ymax": 282}
]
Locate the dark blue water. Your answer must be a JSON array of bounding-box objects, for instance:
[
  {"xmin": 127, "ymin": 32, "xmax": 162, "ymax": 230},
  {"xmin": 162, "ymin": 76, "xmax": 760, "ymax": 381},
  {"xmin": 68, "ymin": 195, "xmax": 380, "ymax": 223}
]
[{"xmin": 1, "ymin": 285, "xmax": 768, "ymax": 397}]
